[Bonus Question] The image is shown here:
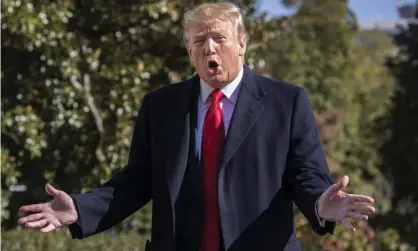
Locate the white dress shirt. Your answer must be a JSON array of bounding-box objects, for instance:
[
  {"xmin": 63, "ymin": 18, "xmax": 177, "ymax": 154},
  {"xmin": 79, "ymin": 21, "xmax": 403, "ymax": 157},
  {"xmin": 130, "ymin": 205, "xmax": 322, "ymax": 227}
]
[{"xmin": 196, "ymin": 66, "xmax": 244, "ymax": 159}]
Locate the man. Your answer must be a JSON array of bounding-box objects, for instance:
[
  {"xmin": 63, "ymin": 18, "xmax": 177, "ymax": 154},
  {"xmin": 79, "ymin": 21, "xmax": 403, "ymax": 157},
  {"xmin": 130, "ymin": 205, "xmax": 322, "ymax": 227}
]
[{"xmin": 18, "ymin": 2, "xmax": 375, "ymax": 251}]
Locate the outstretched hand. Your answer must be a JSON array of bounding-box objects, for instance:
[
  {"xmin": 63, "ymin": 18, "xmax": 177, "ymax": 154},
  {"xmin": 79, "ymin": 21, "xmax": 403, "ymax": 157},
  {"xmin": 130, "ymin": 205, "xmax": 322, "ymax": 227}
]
[
  {"xmin": 317, "ymin": 176, "xmax": 376, "ymax": 231},
  {"xmin": 18, "ymin": 184, "xmax": 78, "ymax": 233}
]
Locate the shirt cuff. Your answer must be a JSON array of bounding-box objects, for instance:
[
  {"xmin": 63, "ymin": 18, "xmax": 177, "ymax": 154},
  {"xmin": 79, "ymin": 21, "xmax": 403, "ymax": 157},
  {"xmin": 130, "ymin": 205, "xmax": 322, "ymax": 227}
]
[
  {"xmin": 67, "ymin": 196, "xmax": 82, "ymax": 239},
  {"xmin": 315, "ymin": 197, "xmax": 326, "ymax": 227}
]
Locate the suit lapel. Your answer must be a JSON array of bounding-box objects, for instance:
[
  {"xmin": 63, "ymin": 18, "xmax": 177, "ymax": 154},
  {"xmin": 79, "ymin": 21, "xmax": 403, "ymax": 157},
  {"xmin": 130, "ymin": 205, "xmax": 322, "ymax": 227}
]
[
  {"xmin": 165, "ymin": 76, "xmax": 200, "ymax": 205},
  {"xmin": 164, "ymin": 66, "xmax": 265, "ymax": 203},
  {"xmin": 220, "ymin": 66, "xmax": 266, "ymax": 170}
]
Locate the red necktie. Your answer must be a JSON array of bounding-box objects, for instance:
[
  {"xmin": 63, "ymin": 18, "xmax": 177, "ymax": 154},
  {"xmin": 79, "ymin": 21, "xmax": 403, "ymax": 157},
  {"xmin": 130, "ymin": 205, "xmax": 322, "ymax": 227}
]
[{"xmin": 201, "ymin": 89, "xmax": 225, "ymax": 251}]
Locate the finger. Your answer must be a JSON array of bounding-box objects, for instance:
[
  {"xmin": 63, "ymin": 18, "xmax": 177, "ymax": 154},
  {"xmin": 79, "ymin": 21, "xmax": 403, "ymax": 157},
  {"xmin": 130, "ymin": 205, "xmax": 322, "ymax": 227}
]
[
  {"xmin": 18, "ymin": 213, "xmax": 44, "ymax": 224},
  {"xmin": 332, "ymin": 175, "xmax": 349, "ymax": 192},
  {"xmin": 45, "ymin": 183, "xmax": 60, "ymax": 197},
  {"xmin": 351, "ymin": 201, "xmax": 374, "ymax": 206},
  {"xmin": 20, "ymin": 203, "xmax": 47, "ymax": 213},
  {"xmin": 348, "ymin": 211, "xmax": 368, "ymax": 221},
  {"xmin": 347, "ymin": 194, "xmax": 374, "ymax": 204},
  {"xmin": 348, "ymin": 204, "xmax": 376, "ymax": 214},
  {"xmin": 342, "ymin": 218, "xmax": 356, "ymax": 231},
  {"xmin": 25, "ymin": 219, "xmax": 48, "ymax": 228},
  {"xmin": 41, "ymin": 224, "xmax": 56, "ymax": 233}
]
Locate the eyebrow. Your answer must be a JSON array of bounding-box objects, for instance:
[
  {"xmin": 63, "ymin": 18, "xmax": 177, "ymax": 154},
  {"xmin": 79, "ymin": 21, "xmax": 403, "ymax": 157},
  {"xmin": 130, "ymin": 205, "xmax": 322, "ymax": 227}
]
[{"xmin": 193, "ymin": 29, "xmax": 227, "ymax": 39}]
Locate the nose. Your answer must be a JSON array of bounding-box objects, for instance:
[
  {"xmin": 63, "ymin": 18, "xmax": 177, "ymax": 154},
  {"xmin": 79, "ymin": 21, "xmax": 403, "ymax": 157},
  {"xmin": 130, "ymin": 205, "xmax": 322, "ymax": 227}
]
[{"xmin": 204, "ymin": 38, "xmax": 216, "ymax": 55}]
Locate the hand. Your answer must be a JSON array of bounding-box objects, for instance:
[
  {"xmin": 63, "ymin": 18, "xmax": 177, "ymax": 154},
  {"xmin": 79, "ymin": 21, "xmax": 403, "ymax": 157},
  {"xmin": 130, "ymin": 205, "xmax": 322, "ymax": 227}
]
[
  {"xmin": 18, "ymin": 183, "xmax": 78, "ymax": 233},
  {"xmin": 317, "ymin": 175, "xmax": 375, "ymax": 231}
]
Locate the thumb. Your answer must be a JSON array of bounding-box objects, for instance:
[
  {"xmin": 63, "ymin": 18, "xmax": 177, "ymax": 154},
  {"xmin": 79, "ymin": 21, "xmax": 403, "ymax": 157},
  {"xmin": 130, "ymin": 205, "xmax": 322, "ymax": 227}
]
[
  {"xmin": 331, "ymin": 175, "xmax": 349, "ymax": 193},
  {"xmin": 45, "ymin": 183, "xmax": 61, "ymax": 197}
]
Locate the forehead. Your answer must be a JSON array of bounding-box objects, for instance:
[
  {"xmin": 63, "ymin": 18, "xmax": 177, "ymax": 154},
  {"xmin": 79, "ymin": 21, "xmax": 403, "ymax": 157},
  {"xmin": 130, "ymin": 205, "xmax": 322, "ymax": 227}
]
[{"xmin": 189, "ymin": 20, "xmax": 234, "ymax": 37}]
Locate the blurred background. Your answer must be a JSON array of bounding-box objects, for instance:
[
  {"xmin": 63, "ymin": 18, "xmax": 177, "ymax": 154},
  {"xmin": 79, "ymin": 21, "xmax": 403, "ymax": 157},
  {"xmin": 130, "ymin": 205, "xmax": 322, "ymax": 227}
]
[{"xmin": 1, "ymin": 0, "xmax": 417, "ymax": 250}]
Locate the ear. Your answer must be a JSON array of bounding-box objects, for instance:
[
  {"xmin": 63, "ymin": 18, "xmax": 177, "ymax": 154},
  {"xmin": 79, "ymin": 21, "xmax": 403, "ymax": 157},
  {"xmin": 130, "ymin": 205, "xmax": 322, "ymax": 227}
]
[
  {"xmin": 186, "ymin": 44, "xmax": 192, "ymax": 58},
  {"xmin": 238, "ymin": 39, "xmax": 246, "ymax": 56},
  {"xmin": 186, "ymin": 46, "xmax": 192, "ymax": 61},
  {"xmin": 186, "ymin": 45, "xmax": 195, "ymax": 65}
]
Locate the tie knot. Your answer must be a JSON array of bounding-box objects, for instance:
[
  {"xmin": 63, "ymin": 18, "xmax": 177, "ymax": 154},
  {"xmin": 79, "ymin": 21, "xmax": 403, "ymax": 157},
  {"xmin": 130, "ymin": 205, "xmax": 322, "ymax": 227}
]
[{"xmin": 210, "ymin": 89, "xmax": 224, "ymax": 104}]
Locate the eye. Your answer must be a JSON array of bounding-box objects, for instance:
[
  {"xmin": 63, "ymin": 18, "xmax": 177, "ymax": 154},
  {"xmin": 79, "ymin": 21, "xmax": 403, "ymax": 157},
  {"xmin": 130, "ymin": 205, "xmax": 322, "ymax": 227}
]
[
  {"xmin": 216, "ymin": 36, "xmax": 226, "ymax": 42},
  {"xmin": 194, "ymin": 39, "xmax": 205, "ymax": 45}
]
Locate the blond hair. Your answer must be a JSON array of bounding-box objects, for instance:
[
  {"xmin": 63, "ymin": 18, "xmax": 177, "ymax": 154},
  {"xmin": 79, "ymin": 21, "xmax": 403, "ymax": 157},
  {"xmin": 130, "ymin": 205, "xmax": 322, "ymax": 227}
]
[{"xmin": 182, "ymin": 2, "xmax": 248, "ymax": 47}]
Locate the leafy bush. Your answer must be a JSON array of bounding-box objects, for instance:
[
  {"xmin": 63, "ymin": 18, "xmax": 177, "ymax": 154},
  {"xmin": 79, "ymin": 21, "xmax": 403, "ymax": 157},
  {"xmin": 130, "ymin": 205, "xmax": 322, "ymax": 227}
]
[
  {"xmin": 1, "ymin": 228, "xmax": 149, "ymax": 251},
  {"xmin": 296, "ymin": 212, "xmax": 415, "ymax": 251}
]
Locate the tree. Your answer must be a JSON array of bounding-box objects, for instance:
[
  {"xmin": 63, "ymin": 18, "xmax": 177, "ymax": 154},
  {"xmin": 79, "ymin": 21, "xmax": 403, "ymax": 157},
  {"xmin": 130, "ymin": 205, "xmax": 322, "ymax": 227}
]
[
  {"xmin": 1, "ymin": 0, "xmax": 415, "ymax": 249},
  {"xmin": 259, "ymin": 0, "xmax": 412, "ymax": 249},
  {"xmin": 0, "ymin": 0, "xmax": 277, "ymax": 234},
  {"xmin": 1, "ymin": 0, "xmax": 192, "ymax": 232},
  {"xmin": 377, "ymin": 3, "xmax": 418, "ymax": 247}
]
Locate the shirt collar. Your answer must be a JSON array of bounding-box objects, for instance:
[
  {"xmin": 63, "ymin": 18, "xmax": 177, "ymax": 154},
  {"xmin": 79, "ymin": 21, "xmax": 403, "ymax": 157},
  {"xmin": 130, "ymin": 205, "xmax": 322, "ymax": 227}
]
[{"xmin": 200, "ymin": 65, "xmax": 244, "ymax": 105}]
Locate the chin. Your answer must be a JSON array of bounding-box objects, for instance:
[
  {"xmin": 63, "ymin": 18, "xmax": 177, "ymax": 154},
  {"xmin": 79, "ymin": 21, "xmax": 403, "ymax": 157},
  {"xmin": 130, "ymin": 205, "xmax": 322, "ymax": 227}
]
[{"xmin": 208, "ymin": 75, "xmax": 224, "ymax": 84}]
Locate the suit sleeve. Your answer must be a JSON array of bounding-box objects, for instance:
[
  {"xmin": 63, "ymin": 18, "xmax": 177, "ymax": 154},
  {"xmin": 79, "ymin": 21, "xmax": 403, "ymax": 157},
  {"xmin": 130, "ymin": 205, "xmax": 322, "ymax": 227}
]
[
  {"xmin": 284, "ymin": 87, "xmax": 336, "ymax": 236},
  {"xmin": 68, "ymin": 94, "xmax": 153, "ymax": 239}
]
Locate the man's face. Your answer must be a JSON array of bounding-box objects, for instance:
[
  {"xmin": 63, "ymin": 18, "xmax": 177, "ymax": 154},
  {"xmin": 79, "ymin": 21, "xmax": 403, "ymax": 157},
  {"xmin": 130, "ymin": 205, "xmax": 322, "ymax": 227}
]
[{"xmin": 186, "ymin": 20, "xmax": 245, "ymax": 88}]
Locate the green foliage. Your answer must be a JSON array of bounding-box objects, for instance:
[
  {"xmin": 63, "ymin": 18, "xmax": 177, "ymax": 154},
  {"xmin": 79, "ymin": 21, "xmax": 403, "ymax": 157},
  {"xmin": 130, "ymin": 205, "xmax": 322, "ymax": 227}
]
[
  {"xmin": 0, "ymin": 0, "xmax": 273, "ymax": 233},
  {"xmin": 1, "ymin": 0, "xmax": 416, "ymax": 250},
  {"xmin": 1, "ymin": 148, "xmax": 20, "ymax": 222},
  {"xmin": 1, "ymin": 0, "xmax": 194, "ymax": 229},
  {"xmin": 296, "ymin": 217, "xmax": 415, "ymax": 251},
  {"xmin": 1, "ymin": 229, "xmax": 148, "ymax": 251},
  {"xmin": 265, "ymin": 0, "xmax": 394, "ymax": 206},
  {"xmin": 376, "ymin": 5, "xmax": 418, "ymax": 247},
  {"xmin": 258, "ymin": 0, "xmax": 412, "ymax": 249}
]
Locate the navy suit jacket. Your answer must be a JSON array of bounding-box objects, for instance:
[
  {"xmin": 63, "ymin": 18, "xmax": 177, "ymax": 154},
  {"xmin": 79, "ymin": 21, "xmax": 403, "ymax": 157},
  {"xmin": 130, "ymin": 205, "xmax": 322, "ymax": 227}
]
[{"xmin": 69, "ymin": 65, "xmax": 335, "ymax": 251}]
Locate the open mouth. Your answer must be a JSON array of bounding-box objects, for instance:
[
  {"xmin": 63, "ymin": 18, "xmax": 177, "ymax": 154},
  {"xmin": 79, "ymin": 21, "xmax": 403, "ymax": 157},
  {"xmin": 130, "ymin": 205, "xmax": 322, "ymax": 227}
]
[
  {"xmin": 207, "ymin": 60, "xmax": 219, "ymax": 74},
  {"xmin": 209, "ymin": 60, "xmax": 219, "ymax": 69}
]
